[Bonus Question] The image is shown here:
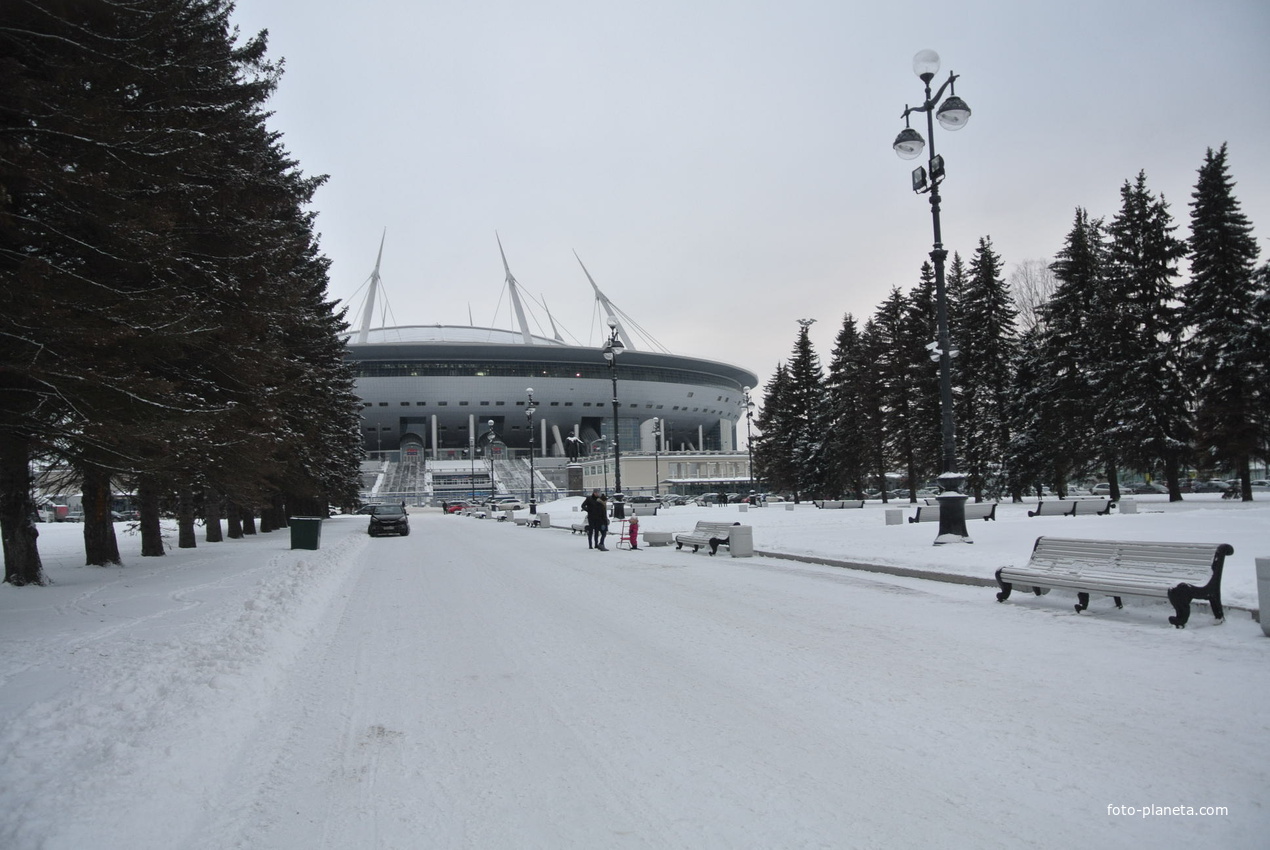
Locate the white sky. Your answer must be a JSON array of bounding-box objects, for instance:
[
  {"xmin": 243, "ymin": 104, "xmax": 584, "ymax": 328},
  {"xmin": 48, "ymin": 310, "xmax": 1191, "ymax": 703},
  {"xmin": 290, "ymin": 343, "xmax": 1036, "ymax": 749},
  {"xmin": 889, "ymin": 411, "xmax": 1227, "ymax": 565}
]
[{"xmin": 229, "ymin": 0, "xmax": 1270, "ymax": 385}]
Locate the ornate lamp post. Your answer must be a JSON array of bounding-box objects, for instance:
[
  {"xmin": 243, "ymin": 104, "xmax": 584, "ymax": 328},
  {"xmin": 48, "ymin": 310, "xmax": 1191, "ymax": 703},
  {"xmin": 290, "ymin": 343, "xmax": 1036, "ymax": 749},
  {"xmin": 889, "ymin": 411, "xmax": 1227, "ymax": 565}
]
[
  {"xmin": 485, "ymin": 419, "xmax": 497, "ymax": 501},
  {"xmin": 743, "ymin": 387, "xmax": 755, "ymax": 495},
  {"xmin": 525, "ymin": 388, "xmax": 537, "ymax": 514},
  {"xmin": 893, "ymin": 48, "xmax": 973, "ymax": 544},
  {"xmin": 602, "ymin": 319, "xmax": 626, "ymax": 519},
  {"xmin": 651, "ymin": 417, "xmax": 662, "ymax": 497}
]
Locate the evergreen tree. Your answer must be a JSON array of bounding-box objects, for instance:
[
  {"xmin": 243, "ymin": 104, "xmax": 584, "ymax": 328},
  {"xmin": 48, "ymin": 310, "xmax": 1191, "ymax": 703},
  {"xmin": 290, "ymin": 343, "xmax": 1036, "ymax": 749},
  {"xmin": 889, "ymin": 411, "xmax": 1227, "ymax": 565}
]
[
  {"xmin": 822, "ymin": 314, "xmax": 868, "ymax": 498},
  {"xmin": 856, "ymin": 321, "xmax": 890, "ymax": 498},
  {"xmin": 1044, "ymin": 208, "xmax": 1110, "ymax": 496},
  {"xmin": 955, "ymin": 237, "xmax": 1019, "ymax": 500},
  {"xmin": 1184, "ymin": 144, "xmax": 1265, "ymax": 500},
  {"xmin": 753, "ymin": 364, "xmax": 797, "ymax": 496},
  {"xmin": 1002, "ymin": 326, "xmax": 1049, "ymax": 500},
  {"xmin": 873, "ymin": 289, "xmax": 924, "ymax": 501},
  {"xmin": 785, "ymin": 321, "xmax": 827, "ymax": 500},
  {"xmin": 1102, "ymin": 173, "xmax": 1190, "ymax": 500}
]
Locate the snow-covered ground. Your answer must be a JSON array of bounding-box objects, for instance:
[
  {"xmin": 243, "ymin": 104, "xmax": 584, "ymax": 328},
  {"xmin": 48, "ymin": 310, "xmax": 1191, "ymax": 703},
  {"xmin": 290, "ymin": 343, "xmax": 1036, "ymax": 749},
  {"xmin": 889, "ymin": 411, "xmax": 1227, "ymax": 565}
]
[{"xmin": 2, "ymin": 495, "xmax": 1268, "ymax": 849}]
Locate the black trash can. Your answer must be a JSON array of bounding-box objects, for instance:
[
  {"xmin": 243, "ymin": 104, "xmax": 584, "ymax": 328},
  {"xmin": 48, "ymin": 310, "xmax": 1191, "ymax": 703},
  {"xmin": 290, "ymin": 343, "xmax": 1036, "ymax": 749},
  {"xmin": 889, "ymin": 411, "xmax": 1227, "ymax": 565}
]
[{"xmin": 290, "ymin": 516, "xmax": 323, "ymax": 550}]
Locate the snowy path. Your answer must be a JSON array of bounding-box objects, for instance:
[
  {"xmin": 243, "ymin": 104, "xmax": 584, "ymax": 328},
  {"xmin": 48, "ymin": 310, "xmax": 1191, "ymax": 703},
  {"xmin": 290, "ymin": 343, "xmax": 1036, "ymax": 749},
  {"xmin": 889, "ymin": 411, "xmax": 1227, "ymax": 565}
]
[
  {"xmin": 202, "ymin": 516, "xmax": 1263, "ymax": 848},
  {"xmin": 3, "ymin": 513, "xmax": 1267, "ymax": 848}
]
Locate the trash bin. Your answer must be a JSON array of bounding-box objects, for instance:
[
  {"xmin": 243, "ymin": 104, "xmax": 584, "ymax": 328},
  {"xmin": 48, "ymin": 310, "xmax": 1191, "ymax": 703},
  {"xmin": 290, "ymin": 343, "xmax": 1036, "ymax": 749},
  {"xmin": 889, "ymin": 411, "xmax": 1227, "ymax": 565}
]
[
  {"xmin": 290, "ymin": 517, "xmax": 323, "ymax": 550},
  {"xmin": 537, "ymin": 513, "xmax": 551, "ymax": 529},
  {"xmin": 885, "ymin": 509, "xmax": 904, "ymax": 526},
  {"xmin": 1257, "ymin": 557, "xmax": 1270, "ymax": 638},
  {"xmin": 728, "ymin": 525, "xmax": 754, "ymax": 557}
]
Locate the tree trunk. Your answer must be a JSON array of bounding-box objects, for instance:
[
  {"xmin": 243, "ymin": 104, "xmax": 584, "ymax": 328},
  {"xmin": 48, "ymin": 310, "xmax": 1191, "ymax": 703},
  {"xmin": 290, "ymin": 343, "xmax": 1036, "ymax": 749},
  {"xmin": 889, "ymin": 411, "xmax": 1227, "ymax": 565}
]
[
  {"xmin": 242, "ymin": 508, "xmax": 257, "ymax": 536},
  {"xmin": 0, "ymin": 430, "xmax": 46, "ymax": 586},
  {"xmin": 1164, "ymin": 454, "xmax": 1184, "ymax": 503},
  {"xmin": 176, "ymin": 488, "xmax": 196, "ymax": 549},
  {"xmin": 226, "ymin": 501, "xmax": 243, "ymax": 539},
  {"xmin": 138, "ymin": 477, "xmax": 165, "ymax": 557},
  {"xmin": 1106, "ymin": 461, "xmax": 1121, "ymax": 502},
  {"xmin": 205, "ymin": 494, "xmax": 223, "ymax": 543},
  {"xmin": 81, "ymin": 464, "xmax": 121, "ymax": 566}
]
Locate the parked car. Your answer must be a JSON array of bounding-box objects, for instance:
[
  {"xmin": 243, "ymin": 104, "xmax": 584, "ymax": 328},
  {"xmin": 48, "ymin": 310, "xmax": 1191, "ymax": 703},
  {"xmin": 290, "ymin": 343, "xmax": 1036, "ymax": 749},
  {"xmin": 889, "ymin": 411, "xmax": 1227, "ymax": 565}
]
[
  {"xmin": 356, "ymin": 504, "xmax": 381, "ymax": 514},
  {"xmin": 1251, "ymin": 479, "xmax": 1270, "ymax": 492},
  {"xmin": 626, "ymin": 495, "xmax": 659, "ymax": 505},
  {"xmin": 367, "ymin": 504, "xmax": 410, "ymax": 537},
  {"xmin": 659, "ymin": 494, "xmax": 688, "ymax": 506},
  {"xmin": 443, "ymin": 500, "xmax": 471, "ymax": 514},
  {"xmin": 491, "ymin": 498, "xmax": 525, "ymax": 511}
]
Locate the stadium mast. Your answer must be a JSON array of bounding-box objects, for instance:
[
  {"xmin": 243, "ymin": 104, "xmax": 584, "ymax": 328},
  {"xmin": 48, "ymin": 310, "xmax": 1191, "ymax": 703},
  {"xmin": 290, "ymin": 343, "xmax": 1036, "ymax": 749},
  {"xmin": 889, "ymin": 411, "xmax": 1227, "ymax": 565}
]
[
  {"xmin": 574, "ymin": 252, "xmax": 633, "ymax": 350},
  {"xmin": 496, "ymin": 233, "xmax": 535, "ymax": 345},
  {"xmin": 355, "ymin": 230, "xmax": 386, "ymax": 344}
]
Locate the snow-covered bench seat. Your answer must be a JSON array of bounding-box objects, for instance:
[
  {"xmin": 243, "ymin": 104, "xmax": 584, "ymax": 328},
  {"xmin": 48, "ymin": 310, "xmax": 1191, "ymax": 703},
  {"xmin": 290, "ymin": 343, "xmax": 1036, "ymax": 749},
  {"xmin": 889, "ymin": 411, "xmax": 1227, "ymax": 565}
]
[
  {"xmin": 995, "ymin": 536, "xmax": 1233, "ymax": 628},
  {"xmin": 909, "ymin": 501, "xmax": 997, "ymax": 523},
  {"xmin": 674, "ymin": 521, "xmax": 741, "ymax": 555},
  {"xmin": 814, "ymin": 500, "xmax": 865, "ymax": 509},
  {"xmin": 1028, "ymin": 498, "xmax": 1114, "ymax": 517}
]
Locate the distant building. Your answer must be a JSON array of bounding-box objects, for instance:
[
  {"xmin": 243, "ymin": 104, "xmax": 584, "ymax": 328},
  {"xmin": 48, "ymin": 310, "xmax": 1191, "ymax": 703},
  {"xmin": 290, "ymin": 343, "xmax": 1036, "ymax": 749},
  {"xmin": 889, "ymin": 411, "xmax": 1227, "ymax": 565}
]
[{"xmin": 344, "ymin": 239, "xmax": 757, "ymax": 465}]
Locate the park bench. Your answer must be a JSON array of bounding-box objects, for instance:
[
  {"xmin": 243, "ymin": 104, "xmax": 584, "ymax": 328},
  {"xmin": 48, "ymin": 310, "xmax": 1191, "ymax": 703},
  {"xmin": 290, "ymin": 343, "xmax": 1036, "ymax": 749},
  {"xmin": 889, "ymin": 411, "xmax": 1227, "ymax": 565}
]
[
  {"xmin": 909, "ymin": 501, "xmax": 997, "ymax": 523},
  {"xmin": 1028, "ymin": 498, "xmax": 1113, "ymax": 517},
  {"xmin": 674, "ymin": 521, "xmax": 742, "ymax": 555},
  {"xmin": 995, "ymin": 536, "xmax": 1233, "ymax": 628},
  {"xmin": 814, "ymin": 500, "xmax": 866, "ymax": 509},
  {"xmin": 629, "ymin": 503, "xmax": 660, "ymax": 517}
]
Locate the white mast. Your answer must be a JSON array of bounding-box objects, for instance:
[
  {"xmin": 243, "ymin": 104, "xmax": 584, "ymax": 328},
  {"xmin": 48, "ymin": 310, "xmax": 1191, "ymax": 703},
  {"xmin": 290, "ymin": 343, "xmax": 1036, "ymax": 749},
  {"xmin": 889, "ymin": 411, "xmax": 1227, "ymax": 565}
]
[
  {"xmin": 497, "ymin": 233, "xmax": 535, "ymax": 345},
  {"xmin": 356, "ymin": 230, "xmax": 386, "ymax": 344},
  {"xmin": 574, "ymin": 252, "xmax": 633, "ymax": 350}
]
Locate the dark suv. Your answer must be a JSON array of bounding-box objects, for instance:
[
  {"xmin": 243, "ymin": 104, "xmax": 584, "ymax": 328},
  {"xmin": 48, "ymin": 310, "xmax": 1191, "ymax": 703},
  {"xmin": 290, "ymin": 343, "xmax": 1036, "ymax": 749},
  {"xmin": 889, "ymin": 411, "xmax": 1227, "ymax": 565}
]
[{"xmin": 368, "ymin": 504, "xmax": 410, "ymax": 537}]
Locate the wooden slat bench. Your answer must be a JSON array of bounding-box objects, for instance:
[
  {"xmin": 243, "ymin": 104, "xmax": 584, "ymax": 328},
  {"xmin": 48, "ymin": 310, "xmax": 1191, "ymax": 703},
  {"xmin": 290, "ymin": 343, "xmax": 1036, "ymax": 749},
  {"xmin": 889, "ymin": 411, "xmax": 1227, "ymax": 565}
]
[
  {"xmin": 674, "ymin": 521, "xmax": 741, "ymax": 555},
  {"xmin": 995, "ymin": 536, "xmax": 1234, "ymax": 628},
  {"xmin": 1028, "ymin": 498, "xmax": 1114, "ymax": 517},
  {"xmin": 909, "ymin": 501, "xmax": 997, "ymax": 523},
  {"xmin": 814, "ymin": 500, "xmax": 866, "ymax": 509}
]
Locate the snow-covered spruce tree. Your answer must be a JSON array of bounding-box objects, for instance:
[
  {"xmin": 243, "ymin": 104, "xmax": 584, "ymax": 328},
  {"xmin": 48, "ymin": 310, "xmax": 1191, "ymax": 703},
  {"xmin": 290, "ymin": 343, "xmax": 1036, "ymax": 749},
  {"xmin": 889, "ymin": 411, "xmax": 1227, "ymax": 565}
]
[
  {"xmin": 1002, "ymin": 326, "xmax": 1050, "ymax": 500},
  {"xmin": 822, "ymin": 315, "xmax": 869, "ymax": 499},
  {"xmin": 785, "ymin": 321, "xmax": 828, "ymax": 500},
  {"xmin": 856, "ymin": 320, "xmax": 891, "ymax": 499},
  {"xmin": 1045, "ymin": 208, "xmax": 1111, "ymax": 496},
  {"xmin": 1184, "ymin": 144, "xmax": 1265, "ymax": 501},
  {"xmin": 873, "ymin": 289, "xmax": 926, "ymax": 503},
  {"xmin": 1101, "ymin": 172, "xmax": 1190, "ymax": 500},
  {"xmin": 753, "ymin": 363, "xmax": 798, "ymax": 497},
  {"xmin": 955, "ymin": 237, "xmax": 1019, "ymax": 501}
]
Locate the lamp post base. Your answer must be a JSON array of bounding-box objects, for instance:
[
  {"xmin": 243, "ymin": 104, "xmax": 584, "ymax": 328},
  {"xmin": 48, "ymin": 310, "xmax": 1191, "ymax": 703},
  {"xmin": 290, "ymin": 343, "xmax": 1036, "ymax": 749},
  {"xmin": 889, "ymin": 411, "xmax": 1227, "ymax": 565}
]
[{"xmin": 934, "ymin": 472, "xmax": 972, "ymax": 545}]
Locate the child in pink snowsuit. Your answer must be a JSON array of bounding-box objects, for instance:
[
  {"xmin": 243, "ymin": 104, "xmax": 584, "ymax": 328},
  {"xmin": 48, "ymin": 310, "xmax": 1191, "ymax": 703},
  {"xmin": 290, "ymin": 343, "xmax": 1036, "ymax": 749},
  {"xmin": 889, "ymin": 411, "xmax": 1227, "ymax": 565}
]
[{"xmin": 628, "ymin": 516, "xmax": 639, "ymax": 550}]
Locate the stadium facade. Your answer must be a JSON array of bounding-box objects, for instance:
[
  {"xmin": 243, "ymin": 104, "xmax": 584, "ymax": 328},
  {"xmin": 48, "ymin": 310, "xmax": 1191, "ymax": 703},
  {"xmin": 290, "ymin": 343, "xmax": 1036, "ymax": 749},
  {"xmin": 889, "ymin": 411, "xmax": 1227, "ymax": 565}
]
[{"xmin": 344, "ymin": 241, "xmax": 758, "ymax": 472}]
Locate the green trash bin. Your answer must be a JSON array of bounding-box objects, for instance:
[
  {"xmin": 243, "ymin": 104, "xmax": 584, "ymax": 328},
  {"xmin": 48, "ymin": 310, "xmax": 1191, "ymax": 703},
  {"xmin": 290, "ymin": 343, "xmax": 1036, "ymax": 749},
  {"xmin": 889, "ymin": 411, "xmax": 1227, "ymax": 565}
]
[{"xmin": 290, "ymin": 516, "xmax": 323, "ymax": 550}]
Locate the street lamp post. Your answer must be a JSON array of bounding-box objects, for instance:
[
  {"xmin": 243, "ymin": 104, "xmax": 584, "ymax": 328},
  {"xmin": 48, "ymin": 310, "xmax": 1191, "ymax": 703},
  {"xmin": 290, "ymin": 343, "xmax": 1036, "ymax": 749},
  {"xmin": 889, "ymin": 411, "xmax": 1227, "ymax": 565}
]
[
  {"xmin": 525, "ymin": 389, "xmax": 537, "ymax": 514},
  {"xmin": 893, "ymin": 48, "xmax": 973, "ymax": 545},
  {"xmin": 743, "ymin": 387, "xmax": 755, "ymax": 496},
  {"xmin": 602, "ymin": 319, "xmax": 626, "ymax": 519},
  {"xmin": 485, "ymin": 420, "xmax": 496, "ymax": 501},
  {"xmin": 651, "ymin": 417, "xmax": 662, "ymax": 498}
]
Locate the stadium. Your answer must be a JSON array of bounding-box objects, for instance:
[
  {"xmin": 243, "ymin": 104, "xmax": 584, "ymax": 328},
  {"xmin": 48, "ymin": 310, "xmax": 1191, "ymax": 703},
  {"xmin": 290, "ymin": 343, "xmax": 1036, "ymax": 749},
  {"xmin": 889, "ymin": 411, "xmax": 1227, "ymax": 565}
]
[{"xmin": 344, "ymin": 240, "xmax": 758, "ymax": 504}]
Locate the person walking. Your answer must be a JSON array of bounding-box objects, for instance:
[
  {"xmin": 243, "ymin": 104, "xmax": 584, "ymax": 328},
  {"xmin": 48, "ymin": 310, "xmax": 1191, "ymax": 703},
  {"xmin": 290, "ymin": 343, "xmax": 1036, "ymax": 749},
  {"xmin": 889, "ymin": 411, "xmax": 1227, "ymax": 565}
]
[{"xmin": 581, "ymin": 489, "xmax": 607, "ymax": 550}]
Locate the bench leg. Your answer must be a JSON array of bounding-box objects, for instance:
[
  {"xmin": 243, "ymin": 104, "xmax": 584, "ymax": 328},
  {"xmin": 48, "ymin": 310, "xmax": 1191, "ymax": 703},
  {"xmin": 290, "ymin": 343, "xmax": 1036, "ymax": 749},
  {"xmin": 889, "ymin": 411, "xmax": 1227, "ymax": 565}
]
[
  {"xmin": 1167, "ymin": 583, "xmax": 1207, "ymax": 628},
  {"xmin": 1075, "ymin": 592, "xmax": 1090, "ymax": 613},
  {"xmin": 1113, "ymin": 596, "xmax": 1123, "ymax": 609},
  {"xmin": 994, "ymin": 568, "xmax": 1013, "ymax": 603},
  {"xmin": 708, "ymin": 537, "xmax": 721, "ymax": 556}
]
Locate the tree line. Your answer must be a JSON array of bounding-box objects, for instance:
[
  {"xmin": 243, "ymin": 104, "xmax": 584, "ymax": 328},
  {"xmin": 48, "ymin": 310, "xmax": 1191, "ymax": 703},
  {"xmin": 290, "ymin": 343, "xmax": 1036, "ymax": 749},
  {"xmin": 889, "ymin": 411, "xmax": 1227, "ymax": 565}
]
[
  {"xmin": 753, "ymin": 145, "xmax": 1269, "ymax": 505},
  {"xmin": 1, "ymin": 0, "xmax": 365, "ymax": 586}
]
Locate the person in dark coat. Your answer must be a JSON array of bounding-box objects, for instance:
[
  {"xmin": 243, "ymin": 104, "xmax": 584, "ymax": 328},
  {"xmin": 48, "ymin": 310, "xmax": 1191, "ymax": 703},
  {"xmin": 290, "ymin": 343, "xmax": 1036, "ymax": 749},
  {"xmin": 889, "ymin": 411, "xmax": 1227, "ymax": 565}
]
[
  {"xmin": 581, "ymin": 490, "xmax": 609, "ymax": 551},
  {"xmin": 581, "ymin": 489, "xmax": 608, "ymax": 550}
]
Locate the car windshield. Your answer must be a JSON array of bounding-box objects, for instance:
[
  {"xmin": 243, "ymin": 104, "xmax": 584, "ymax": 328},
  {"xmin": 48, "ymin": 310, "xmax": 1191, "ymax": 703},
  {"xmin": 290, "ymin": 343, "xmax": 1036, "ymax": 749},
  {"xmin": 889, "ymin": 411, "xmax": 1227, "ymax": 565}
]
[{"xmin": 372, "ymin": 505, "xmax": 405, "ymax": 516}]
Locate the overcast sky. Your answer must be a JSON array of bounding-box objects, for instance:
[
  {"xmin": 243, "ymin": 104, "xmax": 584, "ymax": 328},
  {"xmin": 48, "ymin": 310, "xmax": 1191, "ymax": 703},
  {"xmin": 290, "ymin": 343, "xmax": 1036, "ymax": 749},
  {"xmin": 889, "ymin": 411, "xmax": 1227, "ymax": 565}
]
[{"xmin": 229, "ymin": 0, "xmax": 1270, "ymax": 390}]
